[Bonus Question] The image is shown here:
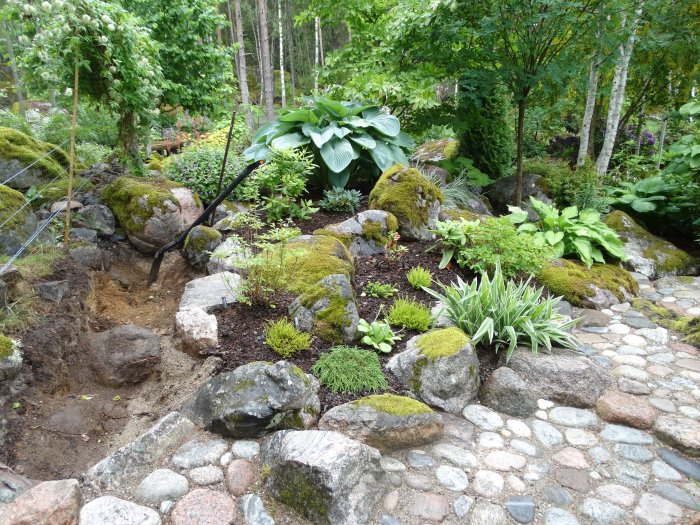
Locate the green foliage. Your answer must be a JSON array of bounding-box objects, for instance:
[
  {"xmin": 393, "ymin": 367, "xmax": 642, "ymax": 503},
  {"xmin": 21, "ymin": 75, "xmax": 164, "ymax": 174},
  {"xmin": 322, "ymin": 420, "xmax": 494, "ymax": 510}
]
[
  {"xmin": 0, "ymin": 110, "xmax": 32, "ymax": 136},
  {"xmin": 363, "ymin": 281, "xmax": 397, "ymax": 298},
  {"xmin": 604, "ymin": 176, "xmax": 682, "ymax": 214},
  {"xmin": 164, "ymin": 146, "xmax": 243, "ymax": 202},
  {"xmin": 318, "ymin": 187, "xmax": 363, "ymax": 213},
  {"xmin": 264, "ymin": 318, "xmax": 312, "ymax": 358},
  {"xmin": 75, "ymin": 142, "xmax": 112, "ymax": 166},
  {"xmin": 431, "ymin": 217, "xmax": 551, "ymax": 278},
  {"xmin": 310, "ymin": 346, "xmax": 388, "ymax": 394},
  {"xmin": 407, "ymin": 266, "xmax": 432, "ymax": 289},
  {"xmin": 387, "ymin": 297, "xmax": 432, "ymax": 332},
  {"xmin": 426, "ymin": 263, "xmax": 579, "ymax": 362},
  {"xmin": 191, "ymin": 115, "xmax": 252, "ymax": 153},
  {"xmin": 524, "ymin": 158, "xmax": 605, "ymax": 211},
  {"xmin": 421, "ymin": 170, "xmax": 488, "ymax": 210},
  {"xmin": 0, "ymin": 126, "xmax": 71, "ymax": 180},
  {"xmin": 437, "ymin": 156, "xmax": 492, "ymax": 187},
  {"xmin": 507, "ymin": 198, "xmax": 626, "ymax": 268},
  {"xmin": 37, "ymin": 106, "xmax": 119, "ymax": 147},
  {"xmin": 358, "ymin": 318, "xmax": 401, "ymax": 353},
  {"xmin": 244, "ymin": 97, "xmax": 413, "ymax": 188}
]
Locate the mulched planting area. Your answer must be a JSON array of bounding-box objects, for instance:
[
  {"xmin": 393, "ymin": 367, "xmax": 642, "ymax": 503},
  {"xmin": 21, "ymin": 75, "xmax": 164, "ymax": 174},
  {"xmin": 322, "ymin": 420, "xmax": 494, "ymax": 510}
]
[{"xmin": 215, "ymin": 206, "xmax": 495, "ymax": 412}]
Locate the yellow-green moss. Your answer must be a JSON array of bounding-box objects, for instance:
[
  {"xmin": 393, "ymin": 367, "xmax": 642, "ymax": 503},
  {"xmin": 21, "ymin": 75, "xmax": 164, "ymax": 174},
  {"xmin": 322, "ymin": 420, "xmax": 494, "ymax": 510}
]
[
  {"xmin": 443, "ymin": 140, "xmax": 459, "ymax": 160},
  {"xmin": 631, "ymin": 298, "xmax": 700, "ymax": 348},
  {"xmin": 536, "ymin": 259, "xmax": 639, "ymax": 307},
  {"xmin": 280, "ymin": 235, "xmax": 354, "ymax": 296},
  {"xmin": 416, "ymin": 327, "xmax": 468, "ymax": 359},
  {"xmin": 314, "ymin": 293, "xmax": 352, "ymax": 343},
  {"xmin": 312, "ymin": 228, "xmax": 352, "ymax": 248},
  {"xmin": 0, "ymin": 246, "xmax": 64, "ymax": 279},
  {"xmin": 369, "ymin": 164, "xmax": 443, "ymax": 228},
  {"xmin": 0, "ymin": 184, "xmax": 30, "ymax": 230},
  {"xmin": 35, "ymin": 177, "xmax": 93, "ymax": 202},
  {"xmin": 361, "ymin": 219, "xmax": 390, "ymax": 246},
  {"xmin": 184, "ymin": 226, "xmax": 221, "ymax": 252},
  {"xmin": 0, "ymin": 334, "xmax": 14, "ymax": 359},
  {"xmin": 352, "ymin": 393, "xmax": 432, "ymax": 416},
  {"xmin": 275, "ymin": 465, "xmax": 330, "ymax": 523},
  {"xmin": 101, "ymin": 176, "xmax": 184, "ymax": 234},
  {"xmin": 414, "ymin": 138, "xmax": 459, "ymax": 163},
  {"xmin": 0, "ymin": 127, "xmax": 81, "ymax": 180}
]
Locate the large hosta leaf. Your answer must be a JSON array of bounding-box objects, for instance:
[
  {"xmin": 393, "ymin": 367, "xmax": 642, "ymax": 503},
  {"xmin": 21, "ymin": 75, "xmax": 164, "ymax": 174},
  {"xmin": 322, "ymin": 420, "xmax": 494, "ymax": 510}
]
[
  {"xmin": 369, "ymin": 141, "xmax": 397, "ymax": 172},
  {"xmin": 320, "ymin": 138, "xmax": 354, "ymax": 173},
  {"xmin": 271, "ymin": 132, "xmax": 310, "ymax": 150},
  {"xmin": 362, "ymin": 109, "xmax": 400, "ymax": 137},
  {"xmin": 302, "ymin": 123, "xmax": 336, "ymax": 148},
  {"xmin": 253, "ymin": 121, "xmax": 295, "ymax": 143},
  {"xmin": 385, "ymin": 131, "xmax": 415, "ymax": 149},
  {"xmin": 315, "ymin": 97, "xmax": 350, "ymax": 118},
  {"xmin": 350, "ymin": 134, "xmax": 376, "ymax": 149},
  {"xmin": 327, "ymin": 169, "xmax": 350, "ymax": 188},
  {"xmin": 279, "ymin": 108, "xmax": 318, "ymax": 124},
  {"xmin": 243, "ymin": 142, "xmax": 272, "ymax": 162}
]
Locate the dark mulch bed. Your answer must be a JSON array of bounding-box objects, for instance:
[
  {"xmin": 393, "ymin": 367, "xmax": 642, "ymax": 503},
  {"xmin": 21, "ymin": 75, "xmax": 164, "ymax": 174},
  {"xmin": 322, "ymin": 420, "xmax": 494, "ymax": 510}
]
[{"xmin": 214, "ymin": 206, "xmax": 496, "ymax": 412}]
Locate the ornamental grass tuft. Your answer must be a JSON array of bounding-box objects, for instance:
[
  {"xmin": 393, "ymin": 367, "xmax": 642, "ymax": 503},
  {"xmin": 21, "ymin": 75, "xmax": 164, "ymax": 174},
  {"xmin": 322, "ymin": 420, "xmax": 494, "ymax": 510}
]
[{"xmin": 311, "ymin": 346, "xmax": 388, "ymax": 393}]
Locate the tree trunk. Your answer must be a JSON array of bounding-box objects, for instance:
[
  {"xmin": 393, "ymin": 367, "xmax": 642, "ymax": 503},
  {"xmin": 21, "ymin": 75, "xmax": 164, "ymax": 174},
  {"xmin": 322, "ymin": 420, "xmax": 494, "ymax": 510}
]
[
  {"xmin": 119, "ymin": 111, "xmax": 142, "ymax": 169},
  {"xmin": 319, "ymin": 18, "xmax": 325, "ymax": 66},
  {"xmin": 257, "ymin": 0, "xmax": 275, "ymax": 120},
  {"xmin": 226, "ymin": 0, "xmax": 239, "ymax": 80},
  {"xmin": 314, "ymin": 16, "xmax": 320, "ymax": 94},
  {"xmin": 234, "ymin": 0, "xmax": 253, "ymax": 130},
  {"xmin": 515, "ymin": 98, "xmax": 526, "ymax": 206},
  {"xmin": 634, "ymin": 104, "xmax": 645, "ymax": 156},
  {"xmin": 588, "ymin": 96, "xmax": 602, "ymax": 158},
  {"xmin": 656, "ymin": 118, "xmax": 667, "ymax": 170},
  {"xmin": 285, "ymin": 0, "xmax": 296, "ymax": 103},
  {"xmin": 252, "ymin": 18, "xmax": 264, "ymax": 106},
  {"xmin": 278, "ymin": 0, "xmax": 286, "ymax": 108},
  {"xmin": 3, "ymin": 21, "xmax": 26, "ymax": 119},
  {"xmin": 577, "ymin": 52, "xmax": 601, "ymax": 166}
]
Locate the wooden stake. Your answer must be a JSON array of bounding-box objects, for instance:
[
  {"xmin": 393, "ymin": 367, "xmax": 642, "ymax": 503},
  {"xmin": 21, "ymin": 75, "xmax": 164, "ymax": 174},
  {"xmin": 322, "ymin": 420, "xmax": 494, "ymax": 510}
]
[{"xmin": 64, "ymin": 61, "xmax": 79, "ymax": 246}]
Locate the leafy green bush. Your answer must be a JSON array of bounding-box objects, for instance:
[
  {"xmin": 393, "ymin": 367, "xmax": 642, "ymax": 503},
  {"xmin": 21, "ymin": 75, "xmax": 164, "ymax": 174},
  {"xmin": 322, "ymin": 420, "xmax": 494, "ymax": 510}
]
[
  {"xmin": 311, "ymin": 346, "xmax": 388, "ymax": 393},
  {"xmin": 318, "ymin": 187, "xmax": 363, "ymax": 212},
  {"xmin": 437, "ymin": 156, "xmax": 492, "ymax": 187},
  {"xmin": 191, "ymin": 114, "xmax": 252, "ymax": 153},
  {"xmin": 264, "ymin": 318, "xmax": 312, "ymax": 357},
  {"xmin": 604, "ymin": 176, "xmax": 680, "ymax": 214},
  {"xmin": 164, "ymin": 145, "xmax": 243, "ymax": 202},
  {"xmin": 75, "ymin": 142, "xmax": 112, "ymax": 166},
  {"xmin": 432, "ymin": 217, "xmax": 551, "ymax": 278},
  {"xmin": 363, "ymin": 281, "xmax": 397, "ymax": 298},
  {"xmin": 426, "ymin": 262, "xmax": 579, "ymax": 362},
  {"xmin": 407, "ymin": 266, "xmax": 432, "ymax": 289},
  {"xmin": 244, "ymin": 96, "xmax": 413, "ymax": 188},
  {"xmin": 524, "ymin": 157, "xmax": 605, "ymax": 211},
  {"xmin": 358, "ymin": 319, "xmax": 402, "ymax": 353},
  {"xmin": 387, "ymin": 297, "xmax": 432, "ymax": 332},
  {"xmin": 507, "ymin": 198, "xmax": 625, "ymax": 268},
  {"xmin": 38, "ymin": 105, "xmax": 119, "ymax": 146}
]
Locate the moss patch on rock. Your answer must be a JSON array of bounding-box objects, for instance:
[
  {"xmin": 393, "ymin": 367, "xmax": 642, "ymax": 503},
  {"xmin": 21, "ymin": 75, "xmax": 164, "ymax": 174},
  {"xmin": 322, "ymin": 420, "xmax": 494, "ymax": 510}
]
[
  {"xmin": 0, "ymin": 334, "xmax": 14, "ymax": 359},
  {"xmin": 369, "ymin": 164, "xmax": 443, "ymax": 228},
  {"xmin": 312, "ymin": 228, "xmax": 352, "ymax": 248},
  {"xmin": 101, "ymin": 176, "xmax": 184, "ymax": 234},
  {"xmin": 184, "ymin": 225, "xmax": 221, "ymax": 252},
  {"xmin": 274, "ymin": 465, "xmax": 330, "ymax": 523},
  {"xmin": 631, "ymin": 298, "xmax": 700, "ymax": 348},
  {"xmin": 361, "ymin": 219, "xmax": 392, "ymax": 246},
  {"xmin": 537, "ymin": 259, "xmax": 639, "ymax": 307},
  {"xmin": 352, "ymin": 393, "xmax": 432, "ymax": 416},
  {"xmin": 417, "ymin": 327, "xmax": 468, "ymax": 359},
  {"xmin": 413, "ymin": 138, "xmax": 459, "ymax": 163},
  {"xmin": 280, "ymin": 235, "xmax": 354, "ymax": 296},
  {"xmin": 0, "ymin": 184, "xmax": 30, "ymax": 230},
  {"xmin": 35, "ymin": 177, "xmax": 94, "ymax": 202},
  {"xmin": 0, "ymin": 127, "xmax": 79, "ymax": 180}
]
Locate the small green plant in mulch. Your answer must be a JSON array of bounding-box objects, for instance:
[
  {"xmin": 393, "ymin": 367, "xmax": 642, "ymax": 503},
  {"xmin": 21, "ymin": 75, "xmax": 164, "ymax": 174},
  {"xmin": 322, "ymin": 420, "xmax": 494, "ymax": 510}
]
[
  {"xmin": 310, "ymin": 346, "xmax": 388, "ymax": 393},
  {"xmin": 387, "ymin": 297, "xmax": 432, "ymax": 332},
  {"xmin": 406, "ymin": 266, "xmax": 432, "ymax": 289},
  {"xmin": 363, "ymin": 281, "xmax": 397, "ymax": 298},
  {"xmin": 358, "ymin": 318, "xmax": 401, "ymax": 353},
  {"xmin": 264, "ymin": 318, "xmax": 312, "ymax": 357}
]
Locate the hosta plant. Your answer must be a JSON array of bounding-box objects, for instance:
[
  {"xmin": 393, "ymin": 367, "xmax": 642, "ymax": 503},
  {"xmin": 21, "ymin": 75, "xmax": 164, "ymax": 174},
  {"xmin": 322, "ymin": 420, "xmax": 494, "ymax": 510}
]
[
  {"xmin": 507, "ymin": 197, "xmax": 625, "ymax": 268},
  {"xmin": 358, "ymin": 319, "xmax": 402, "ymax": 353},
  {"xmin": 243, "ymin": 96, "xmax": 413, "ymax": 188},
  {"xmin": 426, "ymin": 263, "xmax": 579, "ymax": 363}
]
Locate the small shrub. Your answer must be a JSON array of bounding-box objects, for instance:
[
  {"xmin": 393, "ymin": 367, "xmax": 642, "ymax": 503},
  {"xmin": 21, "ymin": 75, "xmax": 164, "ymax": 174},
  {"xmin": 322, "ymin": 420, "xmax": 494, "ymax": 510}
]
[
  {"xmin": 318, "ymin": 187, "xmax": 363, "ymax": 213},
  {"xmin": 75, "ymin": 142, "xmax": 112, "ymax": 166},
  {"xmin": 264, "ymin": 318, "xmax": 312, "ymax": 357},
  {"xmin": 363, "ymin": 281, "xmax": 397, "ymax": 298},
  {"xmin": 358, "ymin": 319, "xmax": 402, "ymax": 353},
  {"xmin": 524, "ymin": 157, "xmax": 605, "ymax": 211},
  {"xmin": 407, "ymin": 266, "xmax": 432, "ymax": 289},
  {"xmin": 426, "ymin": 262, "xmax": 579, "ymax": 362},
  {"xmin": 164, "ymin": 146, "xmax": 243, "ymax": 202},
  {"xmin": 310, "ymin": 346, "xmax": 388, "ymax": 393},
  {"xmin": 387, "ymin": 297, "xmax": 432, "ymax": 332}
]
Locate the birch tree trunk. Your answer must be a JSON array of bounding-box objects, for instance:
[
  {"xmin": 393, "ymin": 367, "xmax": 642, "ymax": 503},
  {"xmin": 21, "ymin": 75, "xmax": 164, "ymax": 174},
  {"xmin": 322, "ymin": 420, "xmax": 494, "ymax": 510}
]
[
  {"xmin": 318, "ymin": 19, "xmax": 325, "ymax": 67},
  {"xmin": 314, "ymin": 16, "xmax": 320, "ymax": 94},
  {"xmin": 285, "ymin": 0, "xmax": 296, "ymax": 102},
  {"xmin": 2, "ymin": 21, "xmax": 26, "ymax": 119},
  {"xmin": 234, "ymin": 0, "xmax": 253, "ymax": 130},
  {"xmin": 257, "ymin": 0, "xmax": 275, "ymax": 120},
  {"xmin": 226, "ymin": 0, "xmax": 239, "ymax": 80},
  {"xmin": 577, "ymin": 51, "xmax": 601, "ymax": 166},
  {"xmin": 656, "ymin": 118, "xmax": 667, "ymax": 170},
  {"xmin": 278, "ymin": 0, "xmax": 286, "ymax": 108},
  {"xmin": 595, "ymin": 4, "xmax": 644, "ymax": 176},
  {"xmin": 252, "ymin": 19, "xmax": 264, "ymax": 106},
  {"xmin": 634, "ymin": 104, "xmax": 645, "ymax": 156}
]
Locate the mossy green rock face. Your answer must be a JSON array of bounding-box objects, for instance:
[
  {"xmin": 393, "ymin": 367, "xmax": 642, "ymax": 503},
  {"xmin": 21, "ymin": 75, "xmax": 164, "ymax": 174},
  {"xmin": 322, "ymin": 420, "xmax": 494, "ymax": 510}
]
[
  {"xmin": 101, "ymin": 176, "xmax": 203, "ymax": 254},
  {"xmin": 412, "ymin": 138, "xmax": 459, "ymax": 164},
  {"xmin": 318, "ymin": 394, "xmax": 443, "ymax": 451},
  {"xmin": 369, "ymin": 164, "xmax": 443, "ymax": 241},
  {"xmin": 262, "ymin": 430, "xmax": 387, "ymax": 525},
  {"xmin": 387, "ymin": 328, "xmax": 479, "ymax": 414},
  {"xmin": 0, "ymin": 334, "xmax": 22, "ymax": 382},
  {"xmin": 0, "ymin": 184, "xmax": 39, "ymax": 256},
  {"xmin": 181, "ymin": 225, "xmax": 222, "ymax": 270},
  {"xmin": 537, "ymin": 258, "xmax": 639, "ymax": 309},
  {"xmin": 604, "ymin": 210, "xmax": 698, "ymax": 279},
  {"xmin": 314, "ymin": 210, "xmax": 399, "ymax": 257}
]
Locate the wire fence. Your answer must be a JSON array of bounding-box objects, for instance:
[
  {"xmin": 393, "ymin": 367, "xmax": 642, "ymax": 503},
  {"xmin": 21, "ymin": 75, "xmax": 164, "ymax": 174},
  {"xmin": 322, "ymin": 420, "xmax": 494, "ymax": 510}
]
[{"xmin": 0, "ymin": 140, "xmax": 69, "ymax": 187}]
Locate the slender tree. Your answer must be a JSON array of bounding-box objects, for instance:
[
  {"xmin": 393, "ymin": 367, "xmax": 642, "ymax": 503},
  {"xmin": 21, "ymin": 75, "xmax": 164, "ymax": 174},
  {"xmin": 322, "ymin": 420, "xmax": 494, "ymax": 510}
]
[
  {"xmin": 234, "ymin": 0, "xmax": 254, "ymax": 129},
  {"xmin": 2, "ymin": 21, "xmax": 26, "ymax": 119},
  {"xmin": 257, "ymin": 0, "xmax": 275, "ymax": 119},
  {"xmin": 285, "ymin": 0, "xmax": 297, "ymax": 102},
  {"xmin": 278, "ymin": 0, "xmax": 286, "ymax": 107}
]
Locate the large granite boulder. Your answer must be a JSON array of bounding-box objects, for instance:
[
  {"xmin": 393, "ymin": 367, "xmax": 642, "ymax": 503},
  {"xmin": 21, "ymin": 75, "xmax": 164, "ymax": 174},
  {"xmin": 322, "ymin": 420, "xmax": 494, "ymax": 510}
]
[
  {"xmin": 207, "ymin": 237, "xmax": 251, "ymax": 275},
  {"xmin": 479, "ymin": 366, "xmax": 538, "ymax": 418},
  {"xmin": 262, "ymin": 430, "xmax": 387, "ymax": 525},
  {"xmin": 314, "ymin": 210, "xmax": 399, "ymax": 257},
  {"xmin": 537, "ymin": 259, "xmax": 638, "ymax": 309},
  {"xmin": 604, "ymin": 210, "xmax": 698, "ymax": 279},
  {"xmin": 0, "ymin": 479, "xmax": 81, "ymax": 525},
  {"xmin": 73, "ymin": 204, "xmax": 116, "ymax": 237},
  {"xmin": 181, "ymin": 225, "xmax": 222, "ymax": 270},
  {"xmin": 506, "ymin": 347, "xmax": 610, "ymax": 407},
  {"xmin": 101, "ymin": 176, "xmax": 203, "ymax": 254},
  {"xmin": 369, "ymin": 164, "xmax": 443, "ymax": 241},
  {"xmin": 485, "ymin": 173, "xmax": 552, "ymax": 220},
  {"xmin": 387, "ymin": 327, "xmax": 479, "ymax": 414},
  {"xmin": 193, "ymin": 360, "xmax": 320, "ymax": 438},
  {"xmin": 0, "ymin": 185, "xmax": 40, "ymax": 256},
  {"xmin": 318, "ymin": 394, "xmax": 443, "ymax": 451}
]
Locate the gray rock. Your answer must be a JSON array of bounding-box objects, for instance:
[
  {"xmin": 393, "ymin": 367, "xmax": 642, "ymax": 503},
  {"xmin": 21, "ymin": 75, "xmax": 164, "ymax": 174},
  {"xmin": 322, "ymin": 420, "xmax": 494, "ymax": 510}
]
[
  {"xmin": 387, "ymin": 329, "xmax": 479, "ymax": 414},
  {"xmin": 435, "ymin": 465, "xmax": 469, "ymax": 492},
  {"xmin": 580, "ymin": 498, "xmax": 626, "ymax": 525},
  {"xmin": 589, "ymin": 446, "xmax": 612, "ymax": 463},
  {"xmin": 407, "ymin": 450, "xmax": 434, "ymax": 469},
  {"xmin": 69, "ymin": 243, "xmax": 106, "ymax": 270},
  {"xmin": 74, "ymin": 204, "xmax": 116, "ymax": 236},
  {"xmin": 231, "ymin": 440, "xmax": 261, "ymax": 459},
  {"xmin": 545, "ymin": 508, "xmax": 581, "ymax": 525},
  {"xmin": 453, "ymin": 495, "xmax": 474, "ymax": 518},
  {"xmin": 479, "ymin": 366, "xmax": 538, "ymax": 417},
  {"xmin": 614, "ymin": 460, "xmax": 649, "ymax": 488},
  {"xmin": 431, "ymin": 443, "xmax": 477, "ymax": 468},
  {"xmin": 379, "ymin": 515, "xmax": 401, "ymax": 525},
  {"xmin": 179, "ymin": 272, "xmax": 242, "ymax": 312},
  {"xmin": 181, "ymin": 226, "xmax": 222, "ymax": 270},
  {"xmin": 82, "ymin": 412, "xmax": 195, "ymax": 490},
  {"xmin": 633, "ymin": 493, "xmax": 684, "ymax": 525},
  {"xmin": 174, "ymin": 307, "xmax": 218, "ymax": 355},
  {"xmin": 239, "ymin": 494, "xmax": 274, "ymax": 525},
  {"xmin": 207, "ymin": 237, "xmax": 251, "ymax": 275},
  {"xmin": 652, "ymin": 481, "xmax": 698, "ymax": 509},
  {"xmin": 135, "ymin": 469, "xmax": 189, "ymax": 504},
  {"xmin": 318, "ymin": 395, "xmax": 443, "ymax": 451},
  {"xmin": 576, "ymin": 309, "xmax": 611, "ymax": 328},
  {"xmin": 0, "ymin": 463, "xmax": 35, "ymax": 504},
  {"xmin": 614, "ymin": 444, "xmax": 653, "ymax": 463},
  {"xmin": 189, "ymin": 465, "xmax": 224, "ymax": 485},
  {"xmin": 467, "ymin": 502, "xmax": 509, "ymax": 525},
  {"xmin": 600, "ymin": 424, "xmax": 654, "ymax": 445},
  {"xmin": 485, "ymin": 173, "xmax": 552, "ymax": 220},
  {"xmin": 78, "ymin": 495, "xmax": 161, "ymax": 525},
  {"xmin": 317, "ymin": 210, "xmax": 398, "ymax": 257},
  {"xmin": 0, "ymin": 338, "xmax": 22, "ymax": 383},
  {"xmin": 618, "ymin": 378, "xmax": 651, "ymax": 395},
  {"xmin": 506, "ymin": 348, "xmax": 609, "ymax": 407},
  {"xmin": 549, "ymin": 407, "xmax": 599, "ymax": 428},
  {"xmin": 657, "ymin": 447, "xmax": 700, "ymax": 482},
  {"xmin": 651, "ymin": 460, "xmax": 682, "ymax": 481},
  {"xmin": 462, "ymin": 405, "xmax": 503, "ymax": 431},
  {"xmin": 70, "ymin": 227, "xmax": 98, "ymax": 243},
  {"xmin": 289, "ymin": 274, "xmax": 359, "ymax": 343},
  {"xmin": 193, "ymin": 360, "xmax": 320, "ymax": 438},
  {"xmin": 0, "ymin": 192, "xmax": 39, "ymax": 257},
  {"xmin": 532, "ymin": 420, "xmax": 564, "ymax": 448},
  {"xmin": 88, "ymin": 325, "xmax": 161, "ymax": 387},
  {"xmin": 34, "ymin": 280, "xmax": 70, "ymax": 302},
  {"xmin": 543, "ymin": 486, "xmax": 573, "ymax": 506},
  {"xmin": 505, "ymin": 495, "xmax": 536, "ymax": 524},
  {"xmin": 511, "ymin": 439, "xmax": 542, "ymax": 457},
  {"xmin": 652, "ymin": 414, "xmax": 700, "ymax": 456},
  {"xmin": 262, "ymin": 430, "xmax": 386, "ymax": 525}
]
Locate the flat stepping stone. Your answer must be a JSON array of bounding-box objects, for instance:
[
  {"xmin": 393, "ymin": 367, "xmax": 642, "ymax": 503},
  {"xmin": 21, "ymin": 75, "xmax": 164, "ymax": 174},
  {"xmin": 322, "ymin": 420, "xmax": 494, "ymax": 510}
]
[
  {"xmin": 600, "ymin": 424, "xmax": 654, "ymax": 445},
  {"xmin": 179, "ymin": 272, "xmax": 241, "ymax": 312}
]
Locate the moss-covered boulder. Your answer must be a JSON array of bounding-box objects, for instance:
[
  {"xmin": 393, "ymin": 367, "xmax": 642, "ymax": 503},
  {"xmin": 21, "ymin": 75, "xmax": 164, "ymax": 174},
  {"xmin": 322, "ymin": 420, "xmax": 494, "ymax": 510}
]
[
  {"xmin": 369, "ymin": 164, "xmax": 443, "ymax": 241},
  {"xmin": 387, "ymin": 327, "xmax": 479, "ymax": 414},
  {"xmin": 0, "ymin": 334, "xmax": 22, "ymax": 383},
  {"xmin": 412, "ymin": 138, "xmax": 459, "ymax": 164},
  {"xmin": 181, "ymin": 225, "xmax": 222, "ymax": 270},
  {"xmin": 484, "ymin": 173, "xmax": 553, "ymax": 220},
  {"xmin": 318, "ymin": 394, "xmax": 443, "ymax": 451},
  {"xmin": 0, "ymin": 185, "xmax": 40, "ymax": 256},
  {"xmin": 314, "ymin": 210, "xmax": 398, "ymax": 257},
  {"xmin": 101, "ymin": 176, "xmax": 203, "ymax": 254},
  {"xmin": 632, "ymin": 298, "xmax": 700, "ymax": 348},
  {"xmin": 604, "ymin": 210, "xmax": 698, "ymax": 279},
  {"xmin": 281, "ymin": 235, "xmax": 354, "ymax": 294},
  {"xmin": 537, "ymin": 258, "xmax": 639, "ymax": 309},
  {"xmin": 0, "ymin": 127, "xmax": 77, "ymax": 190}
]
